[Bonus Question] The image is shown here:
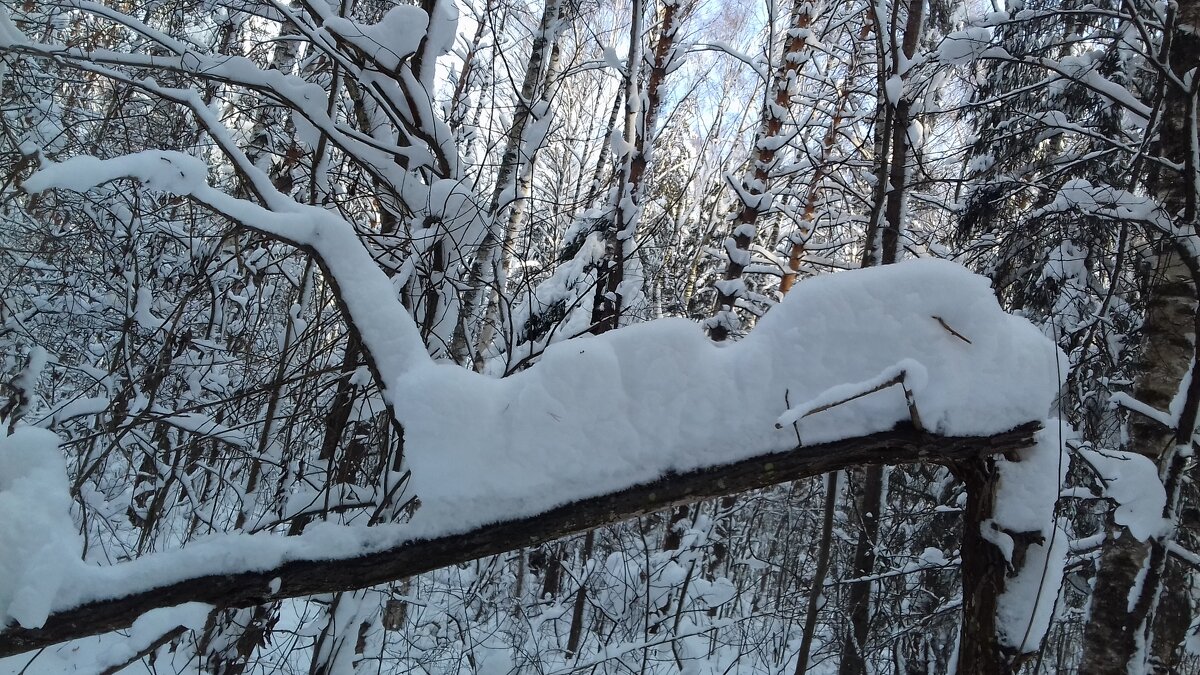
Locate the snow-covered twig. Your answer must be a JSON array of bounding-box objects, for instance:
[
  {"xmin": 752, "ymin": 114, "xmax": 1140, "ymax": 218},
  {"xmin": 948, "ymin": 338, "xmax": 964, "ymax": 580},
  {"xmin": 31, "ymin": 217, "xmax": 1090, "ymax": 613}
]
[{"xmin": 775, "ymin": 359, "xmax": 927, "ymax": 433}]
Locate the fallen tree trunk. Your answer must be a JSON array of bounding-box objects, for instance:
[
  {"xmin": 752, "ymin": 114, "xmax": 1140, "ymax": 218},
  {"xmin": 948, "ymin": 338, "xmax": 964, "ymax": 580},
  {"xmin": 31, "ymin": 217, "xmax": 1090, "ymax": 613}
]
[{"xmin": 0, "ymin": 421, "xmax": 1040, "ymax": 657}]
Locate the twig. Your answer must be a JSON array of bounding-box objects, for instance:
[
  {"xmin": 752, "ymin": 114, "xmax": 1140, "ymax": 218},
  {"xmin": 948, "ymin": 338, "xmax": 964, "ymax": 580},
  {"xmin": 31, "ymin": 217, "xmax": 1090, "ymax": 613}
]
[{"xmin": 932, "ymin": 316, "xmax": 972, "ymax": 344}]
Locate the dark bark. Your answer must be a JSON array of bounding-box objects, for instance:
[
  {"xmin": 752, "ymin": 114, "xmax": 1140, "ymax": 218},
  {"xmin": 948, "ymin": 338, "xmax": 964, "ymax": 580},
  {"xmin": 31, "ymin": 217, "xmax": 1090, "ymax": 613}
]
[
  {"xmin": 838, "ymin": 467, "xmax": 883, "ymax": 675},
  {"xmin": 953, "ymin": 456, "xmax": 1034, "ymax": 675},
  {"xmin": 878, "ymin": 99, "xmax": 909, "ymax": 266},
  {"xmin": 861, "ymin": 0, "xmax": 922, "ymax": 269},
  {"xmin": 795, "ymin": 471, "xmax": 838, "ymax": 675},
  {"xmin": 564, "ymin": 529, "xmax": 595, "ymax": 658},
  {"xmin": 0, "ymin": 422, "xmax": 1040, "ymax": 657},
  {"xmin": 1151, "ymin": 481, "xmax": 1197, "ymax": 672},
  {"xmin": 1084, "ymin": 531, "xmax": 1153, "ymax": 672}
]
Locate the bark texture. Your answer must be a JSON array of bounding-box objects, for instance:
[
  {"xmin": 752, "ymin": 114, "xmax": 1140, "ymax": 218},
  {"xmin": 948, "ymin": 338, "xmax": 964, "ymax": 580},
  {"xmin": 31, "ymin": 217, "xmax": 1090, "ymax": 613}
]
[
  {"xmin": 838, "ymin": 467, "xmax": 882, "ymax": 675},
  {"xmin": 1079, "ymin": 250, "xmax": 1197, "ymax": 674},
  {"xmin": 953, "ymin": 455, "xmax": 1045, "ymax": 675},
  {"xmin": 795, "ymin": 472, "xmax": 838, "ymax": 675}
]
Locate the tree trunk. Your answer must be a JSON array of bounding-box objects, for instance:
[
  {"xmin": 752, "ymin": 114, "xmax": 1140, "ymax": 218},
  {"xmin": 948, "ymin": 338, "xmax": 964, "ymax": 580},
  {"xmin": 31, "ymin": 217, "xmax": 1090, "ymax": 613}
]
[
  {"xmin": 565, "ymin": 529, "xmax": 595, "ymax": 658},
  {"xmin": 955, "ymin": 458, "xmax": 1020, "ymax": 675},
  {"xmin": 1080, "ymin": 1, "xmax": 1200, "ymax": 670},
  {"xmin": 796, "ymin": 471, "xmax": 839, "ymax": 674},
  {"xmin": 837, "ymin": 467, "xmax": 882, "ymax": 675},
  {"xmin": 1079, "ymin": 248, "xmax": 1197, "ymax": 674},
  {"xmin": 590, "ymin": 0, "xmax": 686, "ymax": 333},
  {"xmin": 709, "ymin": 0, "xmax": 816, "ymax": 340}
]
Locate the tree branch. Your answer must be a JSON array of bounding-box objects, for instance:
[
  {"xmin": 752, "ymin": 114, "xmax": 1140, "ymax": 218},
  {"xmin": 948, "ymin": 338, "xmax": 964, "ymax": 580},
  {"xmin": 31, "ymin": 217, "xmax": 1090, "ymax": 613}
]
[{"xmin": 0, "ymin": 421, "xmax": 1041, "ymax": 657}]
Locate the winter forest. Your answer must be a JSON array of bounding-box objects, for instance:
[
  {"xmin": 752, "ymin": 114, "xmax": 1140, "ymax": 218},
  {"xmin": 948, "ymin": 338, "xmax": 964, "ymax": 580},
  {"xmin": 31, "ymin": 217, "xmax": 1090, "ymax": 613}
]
[{"xmin": 0, "ymin": 0, "xmax": 1198, "ymax": 672}]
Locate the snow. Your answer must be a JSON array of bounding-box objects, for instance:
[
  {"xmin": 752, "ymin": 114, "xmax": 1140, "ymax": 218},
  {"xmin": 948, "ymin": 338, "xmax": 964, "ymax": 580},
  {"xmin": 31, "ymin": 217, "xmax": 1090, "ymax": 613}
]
[
  {"xmin": 4, "ymin": 0, "xmax": 1187, "ymax": 667},
  {"xmin": 133, "ymin": 286, "xmax": 165, "ymax": 331},
  {"xmin": 34, "ymin": 395, "xmax": 109, "ymax": 427},
  {"xmin": 421, "ymin": 0, "xmax": 459, "ymax": 83},
  {"xmin": 0, "ymin": 6, "xmax": 27, "ymax": 46},
  {"xmin": 500, "ymin": 231, "xmax": 606, "ymax": 370},
  {"xmin": 602, "ymin": 45, "xmax": 624, "ymax": 72},
  {"xmin": 521, "ymin": 101, "xmax": 554, "ymax": 153},
  {"xmin": 97, "ymin": 603, "xmax": 210, "ymax": 669},
  {"xmin": 991, "ymin": 421, "xmax": 1071, "ymax": 653},
  {"xmin": 884, "ymin": 75, "xmax": 903, "ymax": 106},
  {"xmin": 609, "ymin": 127, "xmax": 633, "ymax": 157},
  {"xmin": 938, "ymin": 27, "xmax": 994, "ymax": 67},
  {"xmin": 398, "ymin": 258, "xmax": 1062, "ymax": 532},
  {"xmin": 1041, "ymin": 52, "xmax": 1150, "ymax": 120},
  {"xmin": 23, "ymin": 150, "xmax": 210, "ymax": 196},
  {"xmin": 775, "ymin": 359, "xmax": 927, "ymax": 428},
  {"xmin": 992, "ymin": 421, "xmax": 1070, "ymax": 538},
  {"xmin": 9, "ymin": 347, "xmax": 45, "ymax": 404},
  {"xmin": 155, "ymin": 411, "xmax": 251, "ymax": 449},
  {"xmin": 995, "ymin": 519, "xmax": 1068, "ymax": 653},
  {"xmin": 322, "ymin": 6, "xmax": 428, "ymax": 73},
  {"xmin": 1035, "ymin": 179, "xmax": 1170, "ymax": 229},
  {"xmin": 1079, "ymin": 446, "xmax": 1169, "ymax": 542},
  {"xmin": 20, "ymin": 152, "xmax": 1067, "ymax": 638},
  {"xmin": 0, "ymin": 428, "xmax": 83, "ymax": 629},
  {"xmin": 1109, "ymin": 392, "xmax": 1173, "ymax": 429}
]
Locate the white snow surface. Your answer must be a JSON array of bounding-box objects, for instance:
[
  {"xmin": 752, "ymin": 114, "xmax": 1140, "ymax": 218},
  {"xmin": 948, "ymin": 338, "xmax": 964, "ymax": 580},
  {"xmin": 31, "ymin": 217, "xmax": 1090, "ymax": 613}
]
[
  {"xmin": 1080, "ymin": 446, "xmax": 1169, "ymax": 541},
  {"xmin": 938, "ymin": 26, "xmax": 994, "ymax": 66},
  {"xmin": 0, "ymin": 428, "xmax": 84, "ymax": 629},
  {"xmin": 322, "ymin": 5, "xmax": 427, "ymax": 72},
  {"xmin": 996, "ymin": 518, "xmax": 1069, "ymax": 653},
  {"xmin": 775, "ymin": 358, "xmax": 928, "ymax": 428},
  {"xmin": 399, "ymin": 258, "xmax": 1063, "ymax": 530},
  {"xmin": 991, "ymin": 421, "xmax": 1071, "ymax": 653},
  {"xmin": 992, "ymin": 421, "xmax": 1070, "ymax": 541}
]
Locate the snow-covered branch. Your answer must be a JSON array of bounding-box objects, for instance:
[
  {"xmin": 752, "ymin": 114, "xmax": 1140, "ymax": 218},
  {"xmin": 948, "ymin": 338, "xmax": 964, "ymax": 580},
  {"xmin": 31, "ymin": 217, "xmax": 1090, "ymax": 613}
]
[{"xmin": 0, "ymin": 421, "xmax": 1041, "ymax": 657}]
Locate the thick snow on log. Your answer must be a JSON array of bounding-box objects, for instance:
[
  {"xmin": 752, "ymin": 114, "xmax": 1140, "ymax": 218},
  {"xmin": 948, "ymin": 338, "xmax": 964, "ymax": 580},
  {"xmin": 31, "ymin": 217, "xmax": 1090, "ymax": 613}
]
[
  {"xmin": 398, "ymin": 258, "xmax": 1064, "ymax": 533},
  {"xmin": 0, "ymin": 429, "xmax": 80, "ymax": 630}
]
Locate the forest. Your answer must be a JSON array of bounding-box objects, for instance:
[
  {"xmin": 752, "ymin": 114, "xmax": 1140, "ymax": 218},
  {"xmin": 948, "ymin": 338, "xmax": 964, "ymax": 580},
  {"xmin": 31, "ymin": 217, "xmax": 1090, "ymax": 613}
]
[{"xmin": 0, "ymin": 0, "xmax": 1197, "ymax": 672}]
